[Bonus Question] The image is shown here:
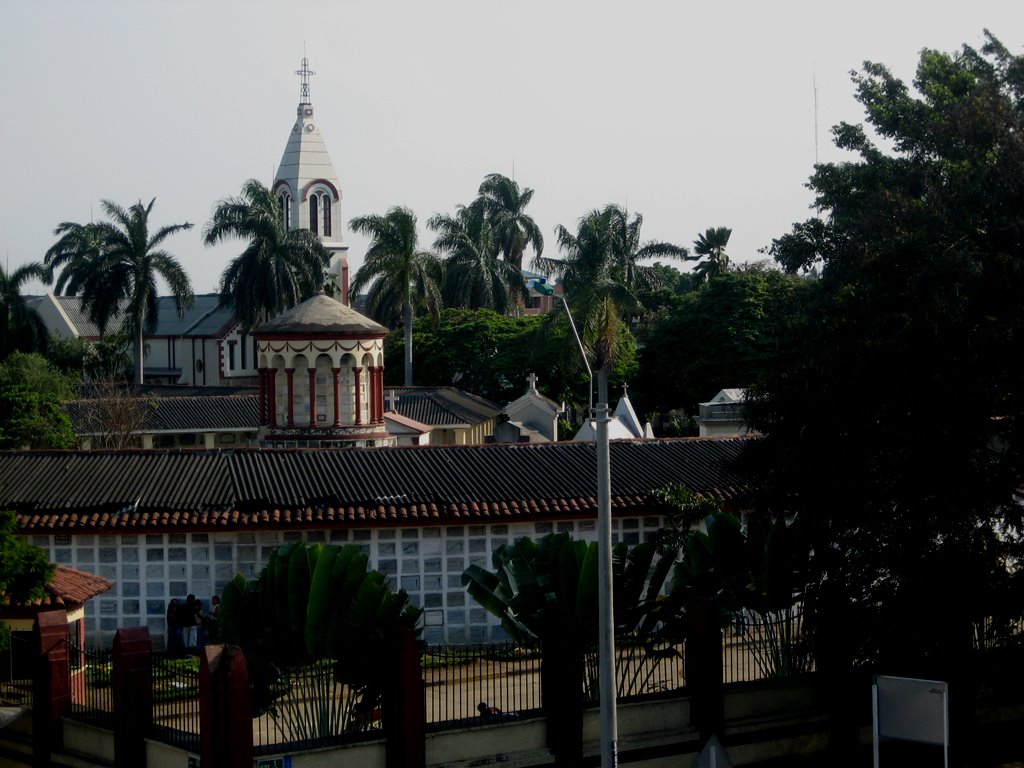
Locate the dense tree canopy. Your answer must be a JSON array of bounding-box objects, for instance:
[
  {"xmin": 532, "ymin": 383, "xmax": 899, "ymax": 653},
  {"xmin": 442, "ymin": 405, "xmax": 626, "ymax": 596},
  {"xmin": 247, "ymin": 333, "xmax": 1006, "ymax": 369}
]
[
  {"xmin": 0, "ymin": 262, "xmax": 48, "ymax": 359},
  {"xmin": 383, "ymin": 308, "xmax": 637, "ymax": 410},
  {"xmin": 0, "ymin": 352, "xmax": 77, "ymax": 449},
  {"xmin": 748, "ymin": 32, "xmax": 1024, "ymax": 679},
  {"xmin": 635, "ymin": 267, "xmax": 812, "ymax": 418}
]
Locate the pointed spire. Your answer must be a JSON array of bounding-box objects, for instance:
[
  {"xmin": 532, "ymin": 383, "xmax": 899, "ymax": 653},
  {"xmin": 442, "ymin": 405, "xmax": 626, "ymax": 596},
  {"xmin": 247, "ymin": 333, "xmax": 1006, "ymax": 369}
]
[{"xmin": 295, "ymin": 56, "xmax": 316, "ymax": 105}]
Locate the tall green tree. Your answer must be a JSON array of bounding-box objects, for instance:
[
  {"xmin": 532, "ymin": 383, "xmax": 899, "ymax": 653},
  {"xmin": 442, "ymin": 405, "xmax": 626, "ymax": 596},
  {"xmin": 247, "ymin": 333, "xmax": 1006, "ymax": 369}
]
[
  {"xmin": 0, "ymin": 262, "xmax": 48, "ymax": 359},
  {"xmin": 478, "ymin": 173, "xmax": 544, "ymax": 271},
  {"xmin": 46, "ymin": 200, "xmax": 194, "ymax": 385},
  {"xmin": 0, "ymin": 352, "xmax": 77, "ymax": 449},
  {"xmin": 428, "ymin": 199, "xmax": 525, "ymax": 313},
  {"xmin": 204, "ymin": 179, "xmax": 329, "ymax": 331},
  {"xmin": 349, "ymin": 207, "xmax": 443, "ymax": 386},
  {"xmin": 689, "ymin": 227, "xmax": 733, "ymax": 282},
  {"xmin": 748, "ymin": 31, "xmax": 1024, "ymax": 706},
  {"xmin": 537, "ymin": 204, "xmax": 685, "ymax": 403}
]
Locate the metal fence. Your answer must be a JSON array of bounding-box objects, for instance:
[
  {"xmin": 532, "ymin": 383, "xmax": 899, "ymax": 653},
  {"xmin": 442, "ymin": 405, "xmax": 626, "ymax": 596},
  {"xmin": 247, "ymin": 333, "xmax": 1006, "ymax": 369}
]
[
  {"xmin": 253, "ymin": 661, "xmax": 383, "ymax": 756},
  {"xmin": 149, "ymin": 654, "xmax": 200, "ymax": 753},
  {"xmin": 974, "ymin": 615, "xmax": 1024, "ymax": 651},
  {"xmin": 0, "ymin": 632, "xmax": 33, "ymax": 709},
  {"xmin": 65, "ymin": 641, "xmax": 115, "ymax": 729},
  {"xmin": 722, "ymin": 611, "xmax": 813, "ymax": 684},
  {"xmin": 423, "ymin": 643, "xmax": 543, "ymax": 724}
]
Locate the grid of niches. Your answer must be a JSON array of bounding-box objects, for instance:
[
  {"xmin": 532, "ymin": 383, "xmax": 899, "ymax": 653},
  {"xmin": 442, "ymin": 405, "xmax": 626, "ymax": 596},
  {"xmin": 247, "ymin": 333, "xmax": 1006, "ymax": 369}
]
[{"xmin": 31, "ymin": 514, "xmax": 666, "ymax": 648}]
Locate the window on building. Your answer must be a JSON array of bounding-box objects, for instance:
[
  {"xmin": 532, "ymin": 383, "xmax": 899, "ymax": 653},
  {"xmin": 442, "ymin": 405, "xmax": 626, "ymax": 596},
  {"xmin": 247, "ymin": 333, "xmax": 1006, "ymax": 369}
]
[
  {"xmin": 228, "ymin": 343, "xmax": 236, "ymax": 371},
  {"xmin": 240, "ymin": 332, "xmax": 247, "ymax": 369},
  {"xmin": 309, "ymin": 195, "xmax": 319, "ymax": 235},
  {"xmin": 323, "ymin": 196, "xmax": 332, "ymax": 236}
]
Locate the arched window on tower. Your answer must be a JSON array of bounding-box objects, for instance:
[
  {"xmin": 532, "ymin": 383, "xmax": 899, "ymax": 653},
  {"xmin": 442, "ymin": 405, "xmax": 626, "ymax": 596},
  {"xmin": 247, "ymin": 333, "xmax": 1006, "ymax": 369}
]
[
  {"xmin": 309, "ymin": 195, "xmax": 319, "ymax": 235},
  {"xmin": 323, "ymin": 196, "xmax": 332, "ymax": 237},
  {"xmin": 279, "ymin": 194, "xmax": 292, "ymax": 231}
]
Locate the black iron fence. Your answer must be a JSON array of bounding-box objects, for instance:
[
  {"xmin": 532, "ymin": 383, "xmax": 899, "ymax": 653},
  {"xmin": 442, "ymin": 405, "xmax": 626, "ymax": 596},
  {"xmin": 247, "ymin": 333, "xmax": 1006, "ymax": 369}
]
[
  {"xmin": 0, "ymin": 632, "xmax": 33, "ymax": 709},
  {"xmin": 149, "ymin": 653, "xmax": 200, "ymax": 753},
  {"xmin": 423, "ymin": 643, "xmax": 543, "ymax": 724},
  {"xmin": 65, "ymin": 641, "xmax": 115, "ymax": 729},
  {"xmin": 253, "ymin": 661, "xmax": 382, "ymax": 756},
  {"xmin": 722, "ymin": 610, "xmax": 813, "ymax": 684}
]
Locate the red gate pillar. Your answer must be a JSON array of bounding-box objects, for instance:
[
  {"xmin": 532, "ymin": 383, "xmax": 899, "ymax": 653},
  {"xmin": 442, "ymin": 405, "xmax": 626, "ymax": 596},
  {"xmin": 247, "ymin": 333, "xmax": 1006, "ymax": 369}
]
[
  {"xmin": 384, "ymin": 627, "xmax": 425, "ymax": 768},
  {"xmin": 200, "ymin": 644, "xmax": 253, "ymax": 768},
  {"xmin": 33, "ymin": 610, "xmax": 71, "ymax": 768},
  {"xmin": 113, "ymin": 627, "xmax": 152, "ymax": 768}
]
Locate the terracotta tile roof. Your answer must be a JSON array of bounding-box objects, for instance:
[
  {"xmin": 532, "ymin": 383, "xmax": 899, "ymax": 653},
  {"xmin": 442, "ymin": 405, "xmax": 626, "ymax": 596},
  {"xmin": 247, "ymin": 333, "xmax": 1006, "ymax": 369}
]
[
  {"xmin": 2, "ymin": 438, "xmax": 753, "ymax": 533},
  {"xmin": 2, "ymin": 565, "xmax": 112, "ymax": 613}
]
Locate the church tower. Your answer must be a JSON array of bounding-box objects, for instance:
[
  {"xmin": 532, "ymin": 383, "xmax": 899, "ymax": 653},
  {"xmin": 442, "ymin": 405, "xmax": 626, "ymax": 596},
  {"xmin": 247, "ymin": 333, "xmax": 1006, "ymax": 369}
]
[{"xmin": 273, "ymin": 58, "xmax": 350, "ymax": 304}]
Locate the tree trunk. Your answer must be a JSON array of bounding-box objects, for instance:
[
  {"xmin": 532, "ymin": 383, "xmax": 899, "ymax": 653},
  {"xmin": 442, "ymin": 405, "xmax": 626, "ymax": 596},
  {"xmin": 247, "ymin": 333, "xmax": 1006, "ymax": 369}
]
[{"xmin": 403, "ymin": 299, "xmax": 413, "ymax": 386}]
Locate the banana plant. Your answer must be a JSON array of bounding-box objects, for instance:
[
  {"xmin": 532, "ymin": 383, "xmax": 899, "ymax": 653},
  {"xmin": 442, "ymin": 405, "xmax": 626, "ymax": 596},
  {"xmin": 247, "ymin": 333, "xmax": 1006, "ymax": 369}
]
[{"xmin": 220, "ymin": 542, "xmax": 422, "ymax": 725}]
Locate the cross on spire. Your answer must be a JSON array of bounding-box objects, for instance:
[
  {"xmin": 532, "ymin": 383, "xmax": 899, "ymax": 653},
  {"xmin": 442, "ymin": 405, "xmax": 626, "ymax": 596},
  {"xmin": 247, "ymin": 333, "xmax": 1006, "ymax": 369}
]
[
  {"xmin": 527, "ymin": 372, "xmax": 538, "ymax": 392},
  {"xmin": 385, "ymin": 389, "xmax": 400, "ymax": 411},
  {"xmin": 295, "ymin": 56, "xmax": 316, "ymax": 104}
]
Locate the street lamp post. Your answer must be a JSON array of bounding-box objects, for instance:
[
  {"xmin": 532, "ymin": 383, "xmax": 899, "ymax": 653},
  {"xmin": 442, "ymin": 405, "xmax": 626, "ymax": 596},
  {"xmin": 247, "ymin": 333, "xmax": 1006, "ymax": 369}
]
[{"xmin": 538, "ymin": 281, "xmax": 617, "ymax": 767}]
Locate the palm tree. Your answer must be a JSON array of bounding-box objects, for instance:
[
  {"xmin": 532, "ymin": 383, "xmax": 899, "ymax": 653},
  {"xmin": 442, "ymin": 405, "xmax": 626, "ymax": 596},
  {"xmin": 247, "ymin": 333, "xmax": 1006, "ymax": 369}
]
[
  {"xmin": 478, "ymin": 173, "xmax": 544, "ymax": 271},
  {"xmin": 537, "ymin": 204, "xmax": 686, "ymax": 404},
  {"xmin": 0, "ymin": 262, "xmax": 48, "ymax": 358},
  {"xmin": 349, "ymin": 207, "xmax": 443, "ymax": 385},
  {"xmin": 690, "ymin": 226, "xmax": 733, "ymax": 282},
  {"xmin": 204, "ymin": 179, "xmax": 329, "ymax": 331},
  {"xmin": 428, "ymin": 198, "xmax": 525, "ymax": 313},
  {"xmin": 47, "ymin": 199, "xmax": 194, "ymax": 385}
]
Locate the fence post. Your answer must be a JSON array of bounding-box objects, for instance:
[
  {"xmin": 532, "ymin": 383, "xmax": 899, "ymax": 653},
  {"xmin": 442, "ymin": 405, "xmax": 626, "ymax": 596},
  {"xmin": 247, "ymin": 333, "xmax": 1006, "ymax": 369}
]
[
  {"xmin": 33, "ymin": 609, "xmax": 71, "ymax": 768},
  {"xmin": 686, "ymin": 597, "xmax": 724, "ymax": 745},
  {"xmin": 384, "ymin": 626, "xmax": 426, "ymax": 768},
  {"xmin": 199, "ymin": 644, "xmax": 253, "ymax": 768},
  {"xmin": 542, "ymin": 610, "xmax": 584, "ymax": 768},
  {"xmin": 113, "ymin": 627, "xmax": 152, "ymax": 768}
]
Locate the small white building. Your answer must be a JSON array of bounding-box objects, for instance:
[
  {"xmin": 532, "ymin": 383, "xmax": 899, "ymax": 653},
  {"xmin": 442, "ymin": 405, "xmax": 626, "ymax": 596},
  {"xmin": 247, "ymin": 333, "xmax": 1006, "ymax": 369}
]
[
  {"xmin": 501, "ymin": 373, "xmax": 563, "ymax": 443},
  {"xmin": 574, "ymin": 389, "xmax": 655, "ymax": 441},
  {"xmin": 695, "ymin": 388, "xmax": 756, "ymax": 438}
]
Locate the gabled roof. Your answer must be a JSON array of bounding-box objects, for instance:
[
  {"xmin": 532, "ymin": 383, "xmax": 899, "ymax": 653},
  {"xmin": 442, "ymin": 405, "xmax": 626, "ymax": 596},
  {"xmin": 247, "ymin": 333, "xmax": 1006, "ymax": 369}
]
[
  {"xmin": 42, "ymin": 294, "xmax": 234, "ymax": 339},
  {"xmin": 388, "ymin": 387, "xmax": 502, "ymax": 427},
  {"xmin": 3, "ymin": 438, "xmax": 753, "ymax": 532}
]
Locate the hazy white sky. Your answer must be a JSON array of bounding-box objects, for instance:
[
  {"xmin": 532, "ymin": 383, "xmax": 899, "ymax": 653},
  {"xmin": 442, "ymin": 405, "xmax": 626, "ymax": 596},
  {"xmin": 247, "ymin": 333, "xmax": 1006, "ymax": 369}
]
[{"xmin": 1, "ymin": 1, "xmax": 1020, "ymax": 295}]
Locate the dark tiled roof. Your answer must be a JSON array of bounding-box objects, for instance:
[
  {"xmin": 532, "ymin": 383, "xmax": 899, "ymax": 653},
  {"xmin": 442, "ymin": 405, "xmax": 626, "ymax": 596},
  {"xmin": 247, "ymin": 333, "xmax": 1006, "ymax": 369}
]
[
  {"xmin": 3, "ymin": 438, "xmax": 753, "ymax": 532},
  {"xmin": 65, "ymin": 395, "xmax": 258, "ymax": 434},
  {"xmin": 54, "ymin": 295, "xmax": 127, "ymax": 338},
  {"xmin": 389, "ymin": 387, "xmax": 502, "ymax": 426},
  {"xmin": 52, "ymin": 294, "xmax": 232, "ymax": 339}
]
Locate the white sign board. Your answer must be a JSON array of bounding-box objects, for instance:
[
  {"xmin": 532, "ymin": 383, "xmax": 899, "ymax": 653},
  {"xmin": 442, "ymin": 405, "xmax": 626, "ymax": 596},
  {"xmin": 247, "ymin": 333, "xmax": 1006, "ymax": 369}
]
[{"xmin": 872, "ymin": 675, "xmax": 948, "ymax": 768}]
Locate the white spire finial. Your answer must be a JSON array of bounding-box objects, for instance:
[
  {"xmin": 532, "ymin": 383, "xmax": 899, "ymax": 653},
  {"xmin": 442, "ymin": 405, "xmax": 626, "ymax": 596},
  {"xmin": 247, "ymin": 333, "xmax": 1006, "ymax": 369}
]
[
  {"xmin": 527, "ymin": 372, "xmax": 538, "ymax": 392},
  {"xmin": 386, "ymin": 389, "xmax": 400, "ymax": 411}
]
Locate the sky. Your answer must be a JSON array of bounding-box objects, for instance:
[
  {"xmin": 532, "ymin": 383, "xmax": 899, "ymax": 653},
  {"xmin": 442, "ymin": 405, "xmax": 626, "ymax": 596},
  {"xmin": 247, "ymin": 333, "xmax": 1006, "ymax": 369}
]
[{"xmin": 1, "ymin": 1, "xmax": 1021, "ymax": 296}]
